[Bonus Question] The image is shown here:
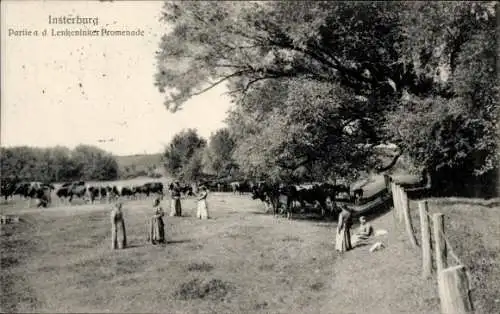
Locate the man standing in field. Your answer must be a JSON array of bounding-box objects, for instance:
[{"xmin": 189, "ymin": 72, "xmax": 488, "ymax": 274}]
[{"xmin": 170, "ymin": 182, "xmax": 182, "ymax": 217}]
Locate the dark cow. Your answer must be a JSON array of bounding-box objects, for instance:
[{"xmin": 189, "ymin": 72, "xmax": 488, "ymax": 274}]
[
  {"xmin": 56, "ymin": 181, "xmax": 87, "ymax": 204},
  {"xmin": 1, "ymin": 178, "xmax": 21, "ymax": 201},
  {"xmin": 86, "ymin": 186, "xmax": 101, "ymax": 204},
  {"xmin": 99, "ymin": 186, "xmax": 108, "ymax": 201},
  {"xmin": 120, "ymin": 186, "xmax": 135, "ymax": 198},
  {"xmin": 20, "ymin": 182, "xmax": 55, "ymax": 207},
  {"xmin": 231, "ymin": 181, "xmax": 251, "ymax": 195},
  {"xmin": 251, "ymin": 182, "xmax": 275, "ymax": 213},
  {"xmin": 13, "ymin": 182, "xmax": 32, "ymax": 199},
  {"xmin": 35, "ymin": 185, "xmax": 54, "ymax": 208},
  {"xmin": 294, "ymin": 183, "xmax": 344, "ymax": 218},
  {"xmin": 251, "ymin": 182, "xmax": 297, "ymax": 219},
  {"xmin": 295, "ymin": 184, "xmax": 329, "ymax": 217},
  {"xmin": 141, "ymin": 182, "xmax": 164, "ymax": 198}
]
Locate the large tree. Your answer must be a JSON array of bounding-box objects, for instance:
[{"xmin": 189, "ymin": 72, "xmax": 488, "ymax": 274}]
[{"xmin": 156, "ymin": 1, "xmax": 498, "ymax": 190}]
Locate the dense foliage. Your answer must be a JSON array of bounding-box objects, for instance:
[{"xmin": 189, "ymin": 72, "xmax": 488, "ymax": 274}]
[
  {"xmin": 202, "ymin": 128, "xmax": 237, "ymax": 178},
  {"xmin": 163, "ymin": 128, "xmax": 207, "ymax": 181},
  {"xmin": 155, "ymin": 1, "xmax": 498, "ymax": 192},
  {"xmin": 0, "ymin": 145, "xmax": 119, "ymax": 183}
]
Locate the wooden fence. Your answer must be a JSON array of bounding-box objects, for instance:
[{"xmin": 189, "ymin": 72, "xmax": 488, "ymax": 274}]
[{"xmin": 389, "ymin": 180, "xmax": 474, "ymax": 314}]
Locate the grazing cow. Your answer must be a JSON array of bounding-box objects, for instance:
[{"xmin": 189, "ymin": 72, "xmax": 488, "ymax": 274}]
[
  {"xmin": 251, "ymin": 182, "xmax": 297, "ymax": 219},
  {"xmin": 56, "ymin": 181, "xmax": 87, "ymax": 204},
  {"xmin": 99, "ymin": 186, "xmax": 108, "ymax": 202},
  {"xmin": 36, "ymin": 185, "xmax": 53, "ymax": 208},
  {"xmin": 86, "ymin": 185, "xmax": 101, "ymax": 204},
  {"xmin": 231, "ymin": 181, "xmax": 251, "ymax": 195},
  {"xmin": 13, "ymin": 182, "xmax": 32, "ymax": 199},
  {"xmin": 19, "ymin": 182, "xmax": 55, "ymax": 207},
  {"xmin": 145, "ymin": 182, "xmax": 164, "ymax": 197},
  {"xmin": 1, "ymin": 178, "xmax": 20, "ymax": 201},
  {"xmin": 106, "ymin": 186, "xmax": 119, "ymax": 202},
  {"xmin": 230, "ymin": 182, "xmax": 240, "ymax": 194},
  {"xmin": 294, "ymin": 183, "xmax": 344, "ymax": 218},
  {"xmin": 251, "ymin": 182, "xmax": 275, "ymax": 213}
]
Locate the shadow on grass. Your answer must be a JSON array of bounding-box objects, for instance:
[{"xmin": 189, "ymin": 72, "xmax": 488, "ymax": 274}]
[
  {"xmin": 125, "ymin": 243, "xmax": 148, "ymax": 249},
  {"xmin": 250, "ymin": 211, "xmax": 270, "ymax": 215},
  {"xmin": 168, "ymin": 239, "xmax": 191, "ymax": 244}
]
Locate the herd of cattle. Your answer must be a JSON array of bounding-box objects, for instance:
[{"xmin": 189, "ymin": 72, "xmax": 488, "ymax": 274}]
[
  {"xmin": 201, "ymin": 180, "xmax": 366, "ymax": 218},
  {"xmin": 1, "ymin": 178, "xmax": 368, "ymax": 218},
  {"xmin": 248, "ymin": 181, "xmax": 364, "ymax": 218},
  {"xmin": 0, "ymin": 180, "xmax": 193, "ymax": 207}
]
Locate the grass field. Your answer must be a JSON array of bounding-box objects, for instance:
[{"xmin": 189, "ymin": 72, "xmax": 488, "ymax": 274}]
[
  {"xmin": 1, "ymin": 192, "xmax": 497, "ymax": 313},
  {"xmin": 408, "ymin": 199, "xmax": 500, "ymax": 314}
]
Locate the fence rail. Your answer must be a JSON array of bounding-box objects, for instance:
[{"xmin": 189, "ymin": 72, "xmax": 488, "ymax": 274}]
[{"xmin": 389, "ymin": 179, "xmax": 474, "ymax": 314}]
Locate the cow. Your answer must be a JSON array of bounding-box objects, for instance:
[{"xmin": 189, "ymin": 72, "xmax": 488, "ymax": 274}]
[
  {"xmin": 230, "ymin": 182, "xmax": 240, "ymax": 194},
  {"xmin": 231, "ymin": 181, "xmax": 251, "ymax": 195},
  {"xmin": 251, "ymin": 182, "xmax": 297, "ymax": 219},
  {"xmin": 35, "ymin": 184, "xmax": 54, "ymax": 208},
  {"xmin": 143, "ymin": 182, "xmax": 164, "ymax": 198},
  {"xmin": 86, "ymin": 185, "xmax": 101, "ymax": 204},
  {"xmin": 293, "ymin": 183, "xmax": 345, "ymax": 218},
  {"xmin": 56, "ymin": 181, "xmax": 87, "ymax": 204},
  {"xmin": 16, "ymin": 182, "xmax": 55, "ymax": 207},
  {"xmin": 120, "ymin": 186, "xmax": 135, "ymax": 199},
  {"xmin": 1, "ymin": 178, "xmax": 21, "ymax": 201}
]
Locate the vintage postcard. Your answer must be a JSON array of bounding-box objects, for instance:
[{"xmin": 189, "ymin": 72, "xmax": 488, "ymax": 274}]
[{"xmin": 1, "ymin": 1, "xmax": 498, "ymax": 313}]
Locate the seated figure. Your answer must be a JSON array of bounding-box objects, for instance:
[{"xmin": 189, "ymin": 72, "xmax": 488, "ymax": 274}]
[{"xmin": 354, "ymin": 216, "xmax": 373, "ymax": 244}]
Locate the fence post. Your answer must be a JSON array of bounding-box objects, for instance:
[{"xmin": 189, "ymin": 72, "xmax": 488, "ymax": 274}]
[
  {"xmin": 433, "ymin": 213, "xmax": 447, "ymax": 273},
  {"xmin": 396, "ymin": 184, "xmax": 404, "ymax": 223},
  {"xmin": 390, "ymin": 182, "xmax": 398, "ymax": 223},
  {"xmin": 438, "ymin": 265, "xmax": 473, "ymax": 314},
  {"xmin": 401, "ymin": 187, "xmax": 418, "ymax": 248},
  {"xmin": 419, "ymin": 201, "xmax": 432, "ymax": 278}
]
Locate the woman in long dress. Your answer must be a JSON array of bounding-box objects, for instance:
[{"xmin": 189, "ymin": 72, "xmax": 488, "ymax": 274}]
[
  {"xmin": 196, "ymin": 186, "xmax": 209, "ymax": 219},
  {"xmin": 335, "ymin": 204, "xmax": 353, "ymax": 253},
  {"xmin": 170, "ymin": 182, "xmax": 182, "ymax": 217},
  {"xmin": 111, "ymin": 202, "xmax": 127, "ymax": 249},
  {"xmin": 149, "ymin": 198, "xmax": 166, "ymax": 244}
]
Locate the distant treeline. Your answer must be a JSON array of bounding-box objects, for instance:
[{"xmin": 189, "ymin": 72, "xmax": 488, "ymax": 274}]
[
  {"xmin": 1, "ymin": 145, "xmax": 119, "ymax": 183},
  {"xmin": 117, "ymin": 154, "xmax": 164, "ymax": 179}
]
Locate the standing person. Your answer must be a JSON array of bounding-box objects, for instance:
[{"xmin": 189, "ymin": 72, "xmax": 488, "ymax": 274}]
[
  {"xmin": 196, "ymin": 186, "xmax": 209, "ymax": 219},
  {"xmin": 111, "ymin": 202, "xmax": 127, "ymax": 250},
  {"xmin": 335, "ymin": 204, "xmax": 353, "ymax": 253},
  {"xmin": 170, "ymin": 181, "xmax": 182, "ymax": 217},
  {"xmin": 149, "ymin": 198, "xmax": 166, "ymax": 244}
]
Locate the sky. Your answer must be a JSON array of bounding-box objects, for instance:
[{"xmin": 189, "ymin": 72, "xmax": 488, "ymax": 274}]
[{"xmin": 1, "ymin": 1, "xmax": 233, "ymax": 156}]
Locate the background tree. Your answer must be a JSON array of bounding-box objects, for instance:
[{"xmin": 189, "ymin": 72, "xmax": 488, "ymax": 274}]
[
  {"xmin": 202, "ymin": 128, "xmax": 236, "ymax": 178},
  {"xmin": 163, "ymin": 128, "xmax": 207, "ymax": 180},
  {"xmin": 180, "ymin": 148, "xmax": 204, "ymax": 182},
  {"xmin": 0, "ymin": 145, "xmax": 119, "ymax": 183}
]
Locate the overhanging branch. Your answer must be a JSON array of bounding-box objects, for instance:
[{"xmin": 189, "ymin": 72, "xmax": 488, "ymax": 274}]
[{"xmin": 185, "ymin": 69, "xmax": 251, "ymax": 98}]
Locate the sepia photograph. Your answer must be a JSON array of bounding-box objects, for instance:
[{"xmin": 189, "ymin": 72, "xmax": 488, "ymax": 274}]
[{"xmin": 1, "ymin": 1, "xmax": 499, "ymax": 313}]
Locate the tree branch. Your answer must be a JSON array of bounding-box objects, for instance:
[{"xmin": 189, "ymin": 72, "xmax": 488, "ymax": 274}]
[
  {"xmin": 184, "ymin": 70, "xmax": 251, "ymax": 98},
  {"xmin": 375, "ymin": 150, "xmax": 403, "ymax": 172}
]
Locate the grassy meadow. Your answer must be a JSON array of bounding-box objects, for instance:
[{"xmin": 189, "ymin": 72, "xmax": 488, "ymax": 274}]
[{"xmin": 1, "ymin": 190, "xmax": 498, "ymax": 313}]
